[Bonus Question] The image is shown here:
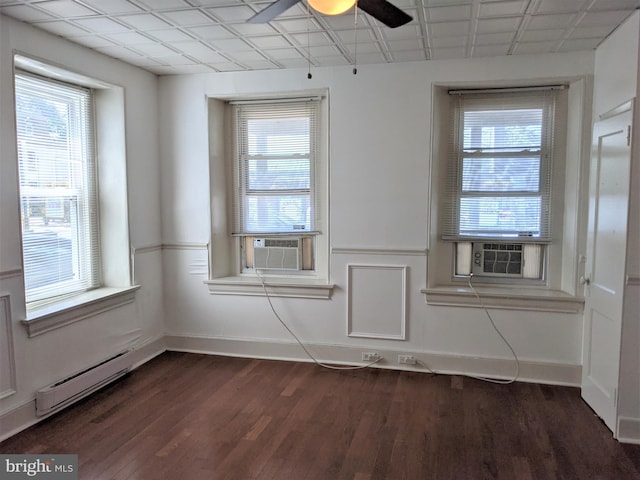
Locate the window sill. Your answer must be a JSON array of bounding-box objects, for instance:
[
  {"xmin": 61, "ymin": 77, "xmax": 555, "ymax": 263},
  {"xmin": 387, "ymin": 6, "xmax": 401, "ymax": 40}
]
[
  {"xmin": 21, "ymin": 286, "xmax": 140, "ymax": 337},
  {"xmin": 421, "ymin": 286, "xmax": 584, "ymax": 313},
  {"xmin": 205, "ymin": 276, "xmax": 334, "ymax": 299}
]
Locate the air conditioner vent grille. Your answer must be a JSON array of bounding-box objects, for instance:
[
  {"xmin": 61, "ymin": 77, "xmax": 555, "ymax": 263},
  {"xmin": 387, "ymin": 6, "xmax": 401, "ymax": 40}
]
[{"xmin": 264, "ymin": 238, "xmax": 299, "ymax": 248}]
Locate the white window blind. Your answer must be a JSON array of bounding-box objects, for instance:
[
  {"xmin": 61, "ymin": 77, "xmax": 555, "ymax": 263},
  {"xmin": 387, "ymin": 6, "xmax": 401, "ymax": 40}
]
[
  {"xmin": 232, "ymin": 99, "xmax": 320, "ymax": 235},
  {"xmin": 15, "ymin": 72, "xmax": 100, "ymax": 304},
  {"xmin": 442, "ymin": 90, "xmax": 556, "ymax": 242}
]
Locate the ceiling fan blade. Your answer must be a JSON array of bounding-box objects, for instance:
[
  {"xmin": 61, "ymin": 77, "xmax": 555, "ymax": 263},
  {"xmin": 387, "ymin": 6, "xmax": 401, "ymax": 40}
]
[
  {"xmin": 248, "ymin": 0, "xmax": 303, "ymax": 23},
  {"xmin": 357, "ymin": 0, "xmax": 412, "ymax": 28}
]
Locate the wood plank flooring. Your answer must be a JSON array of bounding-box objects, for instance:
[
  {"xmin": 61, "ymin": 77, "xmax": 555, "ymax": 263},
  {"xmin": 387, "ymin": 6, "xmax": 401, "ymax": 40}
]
[{"xmin": 2, "ymin": 351, "xmax": 640, "ymax": 479}]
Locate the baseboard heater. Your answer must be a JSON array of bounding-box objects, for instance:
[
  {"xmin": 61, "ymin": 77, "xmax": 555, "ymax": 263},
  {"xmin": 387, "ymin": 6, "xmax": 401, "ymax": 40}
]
[{"xmin": 36, "ymin": 350, "xmax": 133, "ymax": 416}]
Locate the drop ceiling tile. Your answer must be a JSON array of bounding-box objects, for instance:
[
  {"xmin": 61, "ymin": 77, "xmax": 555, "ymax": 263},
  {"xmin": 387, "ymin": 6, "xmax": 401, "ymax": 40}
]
[
  {"xmin": 335, "ymin": 28, "xmax": 375, "ymax": 44},
  {"xmin": 430, "ymin": 46, "xmax": 467, "ymax": 60},
  {"xmin": 37, "ymin": 20, "xmax": 90, "ymax": 36},
  {"xmin": 392, "ymin": 50, "xmax": 427, "ymax": 62},
  {"xmin": 321, "ymin": 12, "xmax": 359, "ymax": 30},
  {"xmin": 263, "ymin": 48, "xmax": 304, "ymax": 60},
  {"xmin": 578, "ymin": 10, "xmax": 632, "ymax": 28},
  {"xmin": 431, "ymin": 35, "xmax": 467, "ymax": 48},
  {"xmin": 277, "ymin": 57, "xmax": 310, "ymax": 68},
  {"xmin": 188, "ymin": 24, "xmax": 234, "ymax": 40},
  {"xmin": 73, "ymin": 17, "xmax": 131, "ymax": 33},
  {"xmin": 518, "ymin": 28, "xmax": 565, "ymax": 42},
  {"xmin": 429, "ymin": 20, "xmax": 470, "ymax": 37},
  {"xmin": 476, "ymin": 17, "xmax": 521, "ymax": 34},
  {"xmin": 388, "ymin": 39, "xmax": 423, "ymax": 51},
  {"xmin": 206, "ymin": 5, "xmax": 255, "ymax": 22},
  {"xmin": 558, "ymin": 37, "xmax": 602, "ymax": 51},
  {"xmin": 209, "ymin": 37, "xmax": 254, "ymax": 52},
  {"xmin": 472, "ymin": 43, "xmax": 511, "ymax": 57},
  {"xmin": 209, "ymin": 62, "xmax": 245, "ymax": 72},
  {"xmin": 146, "ymin": 28, "xmax": 194, "ymax": 42},
  {"xmin": 249, "ymin": 35, "xmax": 293, "ymax": 49},
  {"xmin": 115, "ymin": 13, "xmax": 170, "ymax": 30},
  {"xmin": 103, "ymin": 31, "xmax": 154, "ymax": 45},
  {"xmin": 137, "ymin": 0, "xmax": 192, "ymax": 9},
  {"xmin": 94, "ymin": 44, "xmax": 142, "ymax": 59},
  {"xmin": 308, "ymin": 45, "xmax": 342, "ymax": 57},
  {"xmin": 228, "ymin": 22, "xmax": 277, "ymax": 35},
  {"xmin": 131, "ymin": 43, "xmax": 177, "ymax": 56},
  {"xmin": 589, "ymin": 0, "xmax": 640, "ymax": 11},
  {"xmin": 475, "ymin": 31, "xmax": 514, "ymax": 44},
  {"xmin": 150, "ymin": 53, "xmax": 196, "ymax": 65},
  {"xmin": 71, "ymin": 35, "xmax": 117, "ymax": 48},
  {"xmin": 479, "ymin": 0, "xmax": 528, "ymax": 17},
  {"xmin": 226, "ymin": 50, "xmax": 266, "ymax": 62},
  {"xmin": 80, "ymin": 0, "xmax": 142, "ymax": 15},
  {"xmin": 36, "ymin": 0, "xmax": 97, "ymax": 18},
  {"xmin": 426, "ymin": 5, "xmax": 472, "ymax": 22},
  {"xmin": 160, "ymin": 9, "xmax": 214, "ymax": 26},
  {"xmin": 343, "ymin": 42, "xmax": 382, "ymax": 55},
  {"xmin": 535, "ymin": 0, "xmax": 586, "ymax": 14},
  {"xmin": 354, "ymin": 52, "xmax": 387, "ymax": 64},
  {"xmin": 273, "ymin": 18, "xmax": 321, "ymax": 33},
  {"xmin": 237, "ymin": 59, "xmax": 279, "ymax": 69},
  {"xmin": 513, "ymin": 40, "xmax": 558, "ymax": 54},
  {"xmin": 173, "ymin": 41, "xmax": 228, "ymax": 62},
  {"xmin": 0, "ymin": 5, "xmax": 55, "ymax": 21},
  {"xmin": 290, "ymin": 31, "xmax": 333, "ymax": 46},
  {"xmin": 146, "ymin": 65, "xmax": 181, "ymax": 74},
  {"xmin": 314, "ymin": 55, "xmax": 349, "ymax": 66},
  {"xmin": 569, "ymin": 25, "xmax": 615, "ymax": 39},
  {"xmin": 528, "ymin": 13, "xmax": 578, "ymax": 30}
]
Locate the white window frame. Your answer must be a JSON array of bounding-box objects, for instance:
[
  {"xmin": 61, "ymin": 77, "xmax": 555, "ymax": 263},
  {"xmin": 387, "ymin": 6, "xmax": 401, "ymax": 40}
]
[
  {"xmin": 14, "ymin": 55, "xmax": 137, "ymax": 336},
  {"xmin": 423, "ymin": 81, "xmax": 588, "ymax": 313},
  {"xmin": 205, "ymin": 93, "xmax": 332, "ymax": 298},
  {"xmin": 444, "ymin": 89, "xmax": 560, "ymax": 284},
  {"xmin": 15, "ymin": 71, "xmax": 101, "ymax": 305}
]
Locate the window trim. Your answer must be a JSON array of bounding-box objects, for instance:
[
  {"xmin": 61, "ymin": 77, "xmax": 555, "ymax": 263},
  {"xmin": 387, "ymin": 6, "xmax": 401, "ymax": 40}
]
[
  {"xmin": 206, "ymin": 91, "xmax": 331, "ymax": 295},
  {"xmin": 15, "ymin": 71, "xmax": 101, "ymax": 304},
  {"xmin": 425, "ymin": 79, "xmax": 590, "ymax": 311},
  {"xmin": 14, "ymin": 54, "xmax": 136, "ymax": 331}
]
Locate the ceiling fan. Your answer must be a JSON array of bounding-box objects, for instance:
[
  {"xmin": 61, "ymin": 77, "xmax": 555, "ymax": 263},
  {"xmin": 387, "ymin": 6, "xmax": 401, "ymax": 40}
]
[{"xmin": 248, "ymin": 0, "xmax": 413, "ymax": 29}]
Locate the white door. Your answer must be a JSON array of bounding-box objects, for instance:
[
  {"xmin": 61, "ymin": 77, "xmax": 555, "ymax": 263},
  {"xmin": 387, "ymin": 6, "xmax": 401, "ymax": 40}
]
[{"xmin": 582, "ymin": 102, "xmax": 633, "ymax": 434}]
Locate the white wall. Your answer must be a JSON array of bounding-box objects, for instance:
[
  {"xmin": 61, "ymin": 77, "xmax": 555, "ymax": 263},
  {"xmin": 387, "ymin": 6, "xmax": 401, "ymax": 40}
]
[
  {"xmin": 0, "ymin": 15, "xmax": 165, "ymax": 438},
  {"xmin": 593, "ymin": 11, "xmax": 640, "ymax": 442},
  {"xmin": 159, "ymin": 51, "xmax": 595, "ymax": 383}
]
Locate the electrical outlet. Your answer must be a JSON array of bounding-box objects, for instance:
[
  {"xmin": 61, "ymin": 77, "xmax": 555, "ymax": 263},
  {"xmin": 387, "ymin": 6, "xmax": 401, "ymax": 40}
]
[
  {"xmin": 398, "ymin": 355, "xmax": 417, "ymax": 365},
  {"xmin": 362, "ymin": 352, "xmax": 381, "ymax": 362}
]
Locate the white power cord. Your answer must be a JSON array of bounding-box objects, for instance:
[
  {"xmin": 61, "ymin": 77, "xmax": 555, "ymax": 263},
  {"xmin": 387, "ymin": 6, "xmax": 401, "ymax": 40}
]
[
  {"xmin": 464, "ymin": 274, "xmax": 520, "ymax": 384},
  {"xmin": 255, "ymin": 270, "xmax": 382, "ymax": 371}
]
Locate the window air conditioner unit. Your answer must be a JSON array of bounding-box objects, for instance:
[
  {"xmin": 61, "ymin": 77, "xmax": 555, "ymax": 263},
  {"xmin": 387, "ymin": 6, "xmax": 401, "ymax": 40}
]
[
  {"xmin": 472, "ymin": 243, "xmax": 524, "ymax": 278},
  {"xmin": 253, "ymin": 238, "xmax": 302, "ymax": 271}
]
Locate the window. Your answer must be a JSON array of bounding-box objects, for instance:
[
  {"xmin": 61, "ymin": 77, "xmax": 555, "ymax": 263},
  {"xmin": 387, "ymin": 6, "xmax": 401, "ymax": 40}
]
[
  {"xmin": 443, "ymin": 89, "xmax": 558, "ymax": 281},
  {"xmin": 15, "ymin": 72, "xmax": 100, "ymax": 304},
  {"xmin": 231, "ymin": 98, "xmax": 321, "ymax": 272}
]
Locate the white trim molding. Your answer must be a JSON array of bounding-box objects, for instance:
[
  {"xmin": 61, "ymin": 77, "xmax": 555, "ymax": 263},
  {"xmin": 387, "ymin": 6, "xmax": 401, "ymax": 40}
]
[
  {"xmin": 22, "ymin": 286, "xmax": 140, "ymax": 337},
  {"xmin": 205, "ymin": 276, "xmax": 334, "ymax": 299},
  {"xmin": 347, "ymin": 264, "xmax": 407, "ymax": 340},
  {"xmin": 332, "ymin": 246, "xmax": 427, "ymax": 256},
  {"xmin": 617, "ymin": 416, "xmax": 640, "ymax": 444},
  {"xmin": 0, "ymin": 293, "xmax": 16, "ymax": 399},
  {"xmin": 422, "ymin": 286, "xmax": 584, "ymax": 313},
  {"xmin": 164, "ymin": 334, "xmax": 582, "ymax": 386},
  {"xmin": 0, "ymin": 269, "xmax": 22, "ymax": 280}
]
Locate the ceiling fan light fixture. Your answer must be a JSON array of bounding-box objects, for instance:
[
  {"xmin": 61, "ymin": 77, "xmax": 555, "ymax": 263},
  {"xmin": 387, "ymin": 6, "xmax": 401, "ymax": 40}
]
[{"xmin": 307, "ymin": 0, "xmax": 356, "ymax": 15}]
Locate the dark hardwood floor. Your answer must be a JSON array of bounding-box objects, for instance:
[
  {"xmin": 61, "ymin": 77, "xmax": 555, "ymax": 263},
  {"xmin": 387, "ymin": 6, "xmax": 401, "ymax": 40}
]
[{"xmin": 2, "ymin": 351, "xmax": 640, "ymax": 479}]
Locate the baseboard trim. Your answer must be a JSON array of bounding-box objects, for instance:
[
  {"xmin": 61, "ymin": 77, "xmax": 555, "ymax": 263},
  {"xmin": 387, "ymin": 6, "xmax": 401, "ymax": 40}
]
[
  {"xmin": 617, "ymin": 416, "xmax": 640, "ymax": 444},
  {"xmin": 0, "ymin": 336, "xmax": 166, "ymax": 443},
  {"xmin": 164, "ymin": 335, "xmax": 581, "ymax": 387}
]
